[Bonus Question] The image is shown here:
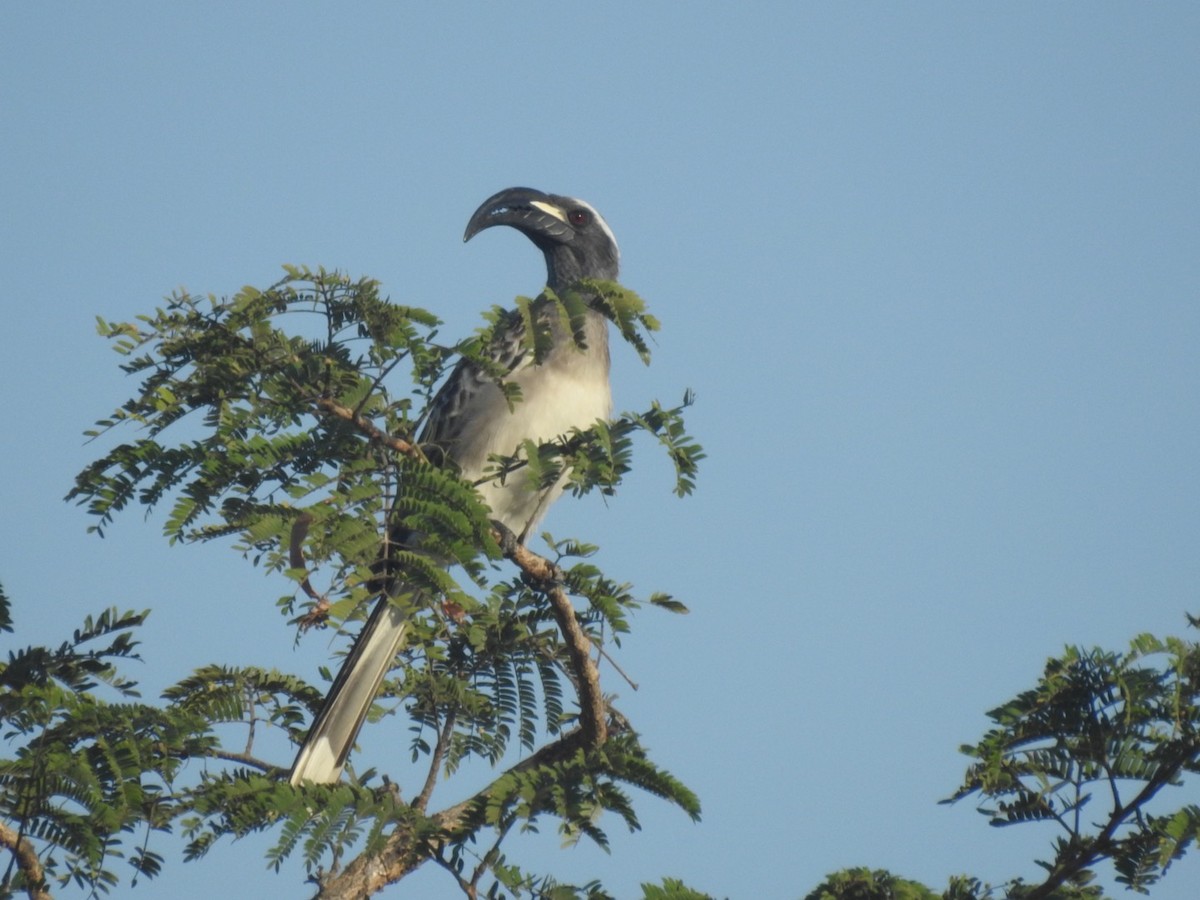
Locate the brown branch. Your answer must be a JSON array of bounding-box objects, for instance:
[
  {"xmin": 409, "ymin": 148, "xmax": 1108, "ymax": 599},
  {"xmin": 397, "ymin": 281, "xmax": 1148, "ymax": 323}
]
[
  {"xmin": 491, "ymin": 528, "xmax": 561, "ymax": 582},
  {"xmin": 170, "ymin": 747, "xmax": 280, "ymax": 774},
  {"xmin": 301, "ymin": 399, "xmax": 422, "ymax": 627},
  {"xmin": 312, "ymin": 730, "xmax": 594, "ymax": 896},
  {"xmin": 290, "ymin": 511, "xmax": 333, "ymax": 628},
  {"xmin": 308, "ymin": 820, "xmax": 428, "ymax": 899},
  {"xmin": 412, "ymin": 710, "xmax": 457, "ymax": 814},
  {"xmin": 545, "ymin": 584, "xmax": 607, "ymax": 748},
  {"xmin": 1025, "ymin": 736, "xmax": 1200, "ymax": 900},
  {"xmin": 430, "ymin": 730, "xmax": 591, "ymax": 835},
  {"xmin": 207, "ymin": 749, "xmax": 280, "ymax": 773},
  {"xmin": 0, "ymin": 821, "xmax": 51, "ymax": 900},
  {"xmin": 591, "ymin": 636, "xmax": 639, "ymax": 691},
  {"xmin": 314, "ymin": 397, "xmax": 418, "ymax": 457},
  {"xmin": 309, "ymin": 526, "xmax": 612, "ymax": 898},
  {"xmin": 310, "ymin": 529, "xmax": 613, "ymax": 898},
  {"xmin": 469, "ymin": 817, "xmax": 517, "ymax": 896},
  {"xmin": 491, "ymin": 523, "xmax": 607, "ymax": 749},
  {"xmin": 289, "ymin": 512, "xmax": 321, "ymax": 603}
]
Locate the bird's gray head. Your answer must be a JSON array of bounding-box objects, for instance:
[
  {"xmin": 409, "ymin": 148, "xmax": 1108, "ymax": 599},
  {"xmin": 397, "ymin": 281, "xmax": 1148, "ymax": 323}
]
[{"xmin": 463, "ymin": 187, "xmax": 620, "ymax": 289}]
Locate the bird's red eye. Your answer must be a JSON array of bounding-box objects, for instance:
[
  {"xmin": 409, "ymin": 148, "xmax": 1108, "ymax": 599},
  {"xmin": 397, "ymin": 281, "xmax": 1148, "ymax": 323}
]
[{"xmin": 568, "ymin": 209, "xmax": 590, "ymax": 226}]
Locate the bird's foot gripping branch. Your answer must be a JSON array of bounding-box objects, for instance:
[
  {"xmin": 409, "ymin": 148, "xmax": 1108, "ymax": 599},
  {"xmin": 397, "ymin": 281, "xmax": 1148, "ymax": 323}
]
[{"xmin": 65, "ymin": 264, "xmax": 703, "ymax": 897}]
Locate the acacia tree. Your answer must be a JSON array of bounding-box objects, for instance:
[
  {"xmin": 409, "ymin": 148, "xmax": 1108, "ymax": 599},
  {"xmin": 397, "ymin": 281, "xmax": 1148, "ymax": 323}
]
[
  {"xmin": 5, "ymin": 599, "xmax": 1199, "ymax": 900},
  {"xmin": 3, "ymin": 268, "xmax": 1198, "ymax": 898},
  {"xmin": 2, "ymin": 267, "xmax": 704, "ymax": 898},
  {"xmin": 806, "ymin": 621, "xmax": 1200, "ymax": 899}
]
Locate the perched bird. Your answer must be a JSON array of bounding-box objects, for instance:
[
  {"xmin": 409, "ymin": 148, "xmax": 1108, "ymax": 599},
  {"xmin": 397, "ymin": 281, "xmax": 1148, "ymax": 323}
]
[{"xmin": 289, "ymin": 187, "xmax": 620, "ymax": 784}]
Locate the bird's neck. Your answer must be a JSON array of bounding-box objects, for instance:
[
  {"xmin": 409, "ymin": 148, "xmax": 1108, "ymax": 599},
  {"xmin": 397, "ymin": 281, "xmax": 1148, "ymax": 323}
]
[
  {"xmin": 543, "ymin": 247, "xmax": 619, "ymax": 290},
  {"xmin": 541, "ymin": 247, "xmax": 617, "ymax": 360}
]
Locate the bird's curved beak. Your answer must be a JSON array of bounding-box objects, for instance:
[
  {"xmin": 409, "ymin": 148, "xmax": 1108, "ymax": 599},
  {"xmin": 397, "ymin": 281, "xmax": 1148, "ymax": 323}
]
[{"xmin": 463, "ymin": 187, "xmax": 573, "ymax": 244}]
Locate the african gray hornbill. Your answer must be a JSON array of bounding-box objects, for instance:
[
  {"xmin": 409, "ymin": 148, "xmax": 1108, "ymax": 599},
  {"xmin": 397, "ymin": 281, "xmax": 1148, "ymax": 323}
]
[{"xmin": 289, "ymin": 187, "xmax": 621, "ymax": 784}]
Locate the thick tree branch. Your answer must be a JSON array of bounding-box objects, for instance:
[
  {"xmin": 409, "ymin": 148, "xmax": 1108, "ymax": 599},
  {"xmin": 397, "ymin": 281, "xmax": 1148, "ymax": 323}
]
[
  {"xmin": 311, "ymin": 730, "xmax": 595, "ymax": 897},
  {"xmin": 0, "ymin": 821, "xmax": 51, "ymax": 900},
  {"xmin": 307, "ymin": 821, "xmax": 426, "ymax": 900},
  {"xmin": 309, "ymin": 524, "xmax": 615, "ymax": 898},
  {"xmin": 491, "ymin": 522, "xmax": 607, "ymax": 749},
  {"xmin": 431, "ymin": 729, "xmax": 591, "ymax": 834}
]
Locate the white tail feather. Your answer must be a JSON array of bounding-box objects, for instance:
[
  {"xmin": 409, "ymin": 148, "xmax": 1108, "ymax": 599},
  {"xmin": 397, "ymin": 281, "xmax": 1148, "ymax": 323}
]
[{"xmin": 289, "ymin": 601, "xmax": 410, "ymax": 785}]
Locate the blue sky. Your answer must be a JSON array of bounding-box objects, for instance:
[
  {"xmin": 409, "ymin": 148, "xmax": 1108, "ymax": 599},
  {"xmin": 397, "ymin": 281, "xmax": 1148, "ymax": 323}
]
[{"xmin": 2, "ymin": 4, "xmax": 1198, "ymax": 898}]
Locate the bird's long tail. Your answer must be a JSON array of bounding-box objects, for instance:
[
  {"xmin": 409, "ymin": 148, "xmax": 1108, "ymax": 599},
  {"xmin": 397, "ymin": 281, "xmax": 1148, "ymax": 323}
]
[{"xmin": 289, "ymin": 597, "xmax": 411, "ymax": 785}]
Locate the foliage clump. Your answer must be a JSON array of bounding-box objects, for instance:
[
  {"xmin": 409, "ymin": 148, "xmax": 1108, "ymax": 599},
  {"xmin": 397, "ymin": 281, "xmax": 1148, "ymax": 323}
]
[
  {"xmin": 5, "ymin": 267, "xmax": 703, "ymax": 897},
  {"xmin": 4, "ymin": 266, "xmax": 1198, "ymax": 897}
]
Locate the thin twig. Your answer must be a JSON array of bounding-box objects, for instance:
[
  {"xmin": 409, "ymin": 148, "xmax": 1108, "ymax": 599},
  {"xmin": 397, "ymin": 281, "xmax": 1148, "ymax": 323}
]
[
  {"xmin": 470, "ymin": 817, "xmax": 517, "ymax": 896},
  {"xmin": 430, "ymin": 849, "xmax": 474, "ymax": 897},
  {"xmin": 413, "ymin": 710, "xmax": 457, "ymax": 814},
  {"xmin": 314, "ymin": 397, "xmax": 418, "ymax": 457},
  {"xmin": 590, "ymin": 636, "xmax": 639, "ymax": 691},
  {"xmin": 1026, "ymin": 739, "xmax": 1200, "ymax": 899},
  {"xmin": 206, "ymin": 749, "xmax": 280, "ymax": 773}
]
